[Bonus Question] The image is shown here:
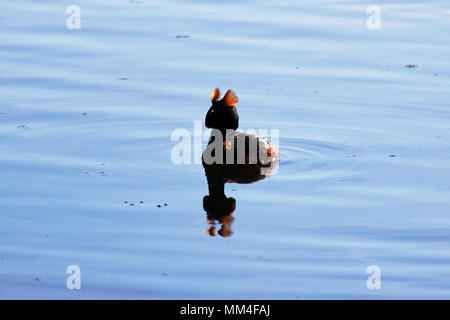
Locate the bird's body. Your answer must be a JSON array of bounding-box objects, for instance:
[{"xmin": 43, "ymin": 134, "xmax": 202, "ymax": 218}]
[{"xmin": 204, "ymin": 88, "xmax": 279, "ymax": 166}]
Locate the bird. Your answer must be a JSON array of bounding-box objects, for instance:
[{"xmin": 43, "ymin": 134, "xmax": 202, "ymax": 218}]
[
  {"xmin": 204, "ymin": 88, "xmax": 279, "ymax": 166},
  {"xmin": 202, "ymin": 88, "xmax": 279, "ymax": 237}
]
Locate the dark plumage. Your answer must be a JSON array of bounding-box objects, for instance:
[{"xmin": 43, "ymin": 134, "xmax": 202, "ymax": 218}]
[{"xmin": 205, "ymin": 88, "xmax": 239, "ymax": 138}]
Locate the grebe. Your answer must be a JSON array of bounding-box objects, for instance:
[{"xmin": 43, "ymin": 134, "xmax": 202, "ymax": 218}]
[
  {"xmin": 204, "ymin": 88, "xmax": 279, "ymax": 166},
  {"xmin": 202, "ymin": 88, "xmax": 279, "ymax": 237}
]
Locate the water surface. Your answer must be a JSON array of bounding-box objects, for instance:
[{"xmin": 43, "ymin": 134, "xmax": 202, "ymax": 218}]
[{"xmin": 1, "ymin": 0, "xmax": 450, "ymax": 299}]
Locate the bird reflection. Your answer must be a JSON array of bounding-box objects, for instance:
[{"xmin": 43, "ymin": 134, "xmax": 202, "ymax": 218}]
[
  {"xmin": 203, "ymin": 160, "xmax": 278, "ymax": 237},
  {"xmin": 202, "ymin": 88, "xmax": 279, "ymax": 237}
]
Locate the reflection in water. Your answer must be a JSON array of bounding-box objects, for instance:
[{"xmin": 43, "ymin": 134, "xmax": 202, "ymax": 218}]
[{"xmin": 202, "ymin": 157, "xmax": 279, "ymax": 237}]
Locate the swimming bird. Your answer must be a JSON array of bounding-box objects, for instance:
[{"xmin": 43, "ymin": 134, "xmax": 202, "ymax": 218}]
[
  {"xmin": 204, "ymin": 88, "xmax": 279, "ymax": 166},
  {"xmin": 202, "ymin": 88, "xmax": 279, "ymax": 237}
]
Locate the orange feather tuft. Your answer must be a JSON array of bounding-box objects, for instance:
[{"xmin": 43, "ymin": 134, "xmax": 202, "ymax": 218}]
[
  {"xmin": 222, "ymin": 89, "xmax": 238, "ymax": 107},
  {"xmin": 210, "ymin": 88, "xmax": 221, "ymax": 102}
]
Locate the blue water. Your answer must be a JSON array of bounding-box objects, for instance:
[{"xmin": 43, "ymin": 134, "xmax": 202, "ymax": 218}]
[{"xmin": 1, "ymin": 0, "xmax": 450, "ymax": 299}]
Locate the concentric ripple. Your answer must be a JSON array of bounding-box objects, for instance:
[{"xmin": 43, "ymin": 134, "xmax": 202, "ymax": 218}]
[{"xmin": 275, "ymin": 137, "xmax": 358, "ymax": 181}]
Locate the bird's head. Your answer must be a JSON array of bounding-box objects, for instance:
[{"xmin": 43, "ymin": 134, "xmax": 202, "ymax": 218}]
[{"xmin": 205, "ymin": 88, "xmax": 239, "ymax": 131}]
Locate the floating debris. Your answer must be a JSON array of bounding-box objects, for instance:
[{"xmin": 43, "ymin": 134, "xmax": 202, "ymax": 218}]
[
  {"xmin": 164, "ymin": 203, "xmax": 168, "ymax": 206},
  {"xmin": 257, "ymin": 256, "xmax": 279, "ymax": 262},
  {"xmin": 175, "ymin": 35, "xmax": 190, "ymax": 38},
  {"xmin": 85, "ymin": 171, "xmax": 108, "ymax": 177},
  {"xmin": 388, "ymin": 154, "xmax": 396, "ymax": 157},
  {"xmin": 162, "ymin": 273, "xmax": 169, "ymax": 277},
  {"xmin": 340, "ymin": 177, "xmax": 372, "ymax": 183},
  {"xmin": 405, "ymin": 64, "xmax": 417, "ymax": 68},
  {"xmin": 140, "ymin": 201, "xmax": 144, "ymax": 204},
  {"xmin": 118, "ymin": 77, "xmax": 129, "ymax": 80},
  {"xmin": 17, "ymin": 124, "xmax": 29, "ymax": 129},
  {"xmin": 124, "ymin": 201, "xmax": 128, "ymax": 204}
]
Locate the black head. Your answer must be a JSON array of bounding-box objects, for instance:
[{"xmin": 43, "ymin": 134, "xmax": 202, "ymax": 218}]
[{"xmin": 205, "ymin": 88, "xmax": 239, "ymax": 132}]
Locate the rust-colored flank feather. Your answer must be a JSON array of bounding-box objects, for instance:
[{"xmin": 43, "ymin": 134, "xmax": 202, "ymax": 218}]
[{"xmin": 222, "ymin": 89, "xmax": 238, "ymax": 107}]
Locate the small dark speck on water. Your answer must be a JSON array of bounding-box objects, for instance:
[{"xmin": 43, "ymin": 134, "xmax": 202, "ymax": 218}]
[
  {"xmin": 130, "ymin": 203, "xmax": 135, "ymax": 206},
  {"xmin": 175, "ymin": 35, "xmax": 190, "ymax": 38},
  {"xmin": 17, "ymin": 124, "xmax": 29, "ymax": 129},
  {"xmin": 162, "ymin": 273, "xmax": 169, "ymax": 276},
  {"xmin": 405, "ymin": 64, "xmax": 418, "ymax": 68},
  {"xmin": 140, "ymin": 201, "xmax": 144, "ymax": 204},
  {"xmin": 157, "ymin": 204, "xmax": 162, "ymax": 208},
  {"xmin": 124, "ymin": 201, "xmax": 128, "ymax": 204},
  {"xmin": 389, "ymin": 154, "xmax": 396, "ymax": 157},
  {"xmin": 164, "ymin": 203, "xmax": 168, "ymax": 206},
  {"xmin": 83, "ymin": 112, "xmax": 87, "ymax": 115},
  {"xmin": 118, "ymin": 77, "xmax": 129, "ymax": 80},
  {"xmin": 34, "ymin": 278, "xmax": 40, "ymax": 282}
]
